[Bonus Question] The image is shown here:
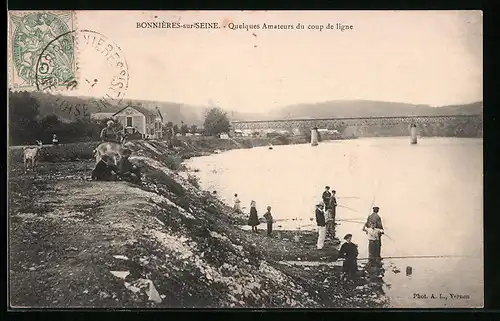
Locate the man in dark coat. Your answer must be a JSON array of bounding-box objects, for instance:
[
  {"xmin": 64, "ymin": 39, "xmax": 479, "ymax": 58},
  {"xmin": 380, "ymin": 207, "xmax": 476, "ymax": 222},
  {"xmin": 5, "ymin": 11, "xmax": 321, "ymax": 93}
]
[
  {"xmin": 316, "ymin": 203, "xmax": 327, "ymax": 249},
  {"xmin": 329, "ymin": 190, "xmax": 338, "ymax": 223},
  {"xmin": 91, "ymin": 155, "xmax": 118, "ymax": 181},
  {"xmin": 322, "ymin": 186, "xmax": 332, "ymax": 210}
]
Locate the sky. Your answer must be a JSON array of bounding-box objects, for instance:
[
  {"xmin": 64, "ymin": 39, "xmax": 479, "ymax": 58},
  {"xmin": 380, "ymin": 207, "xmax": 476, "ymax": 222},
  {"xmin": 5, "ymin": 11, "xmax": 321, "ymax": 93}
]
[{"xmin": 52, "ymin": 10, "xmax": 482, "ymax": 113}]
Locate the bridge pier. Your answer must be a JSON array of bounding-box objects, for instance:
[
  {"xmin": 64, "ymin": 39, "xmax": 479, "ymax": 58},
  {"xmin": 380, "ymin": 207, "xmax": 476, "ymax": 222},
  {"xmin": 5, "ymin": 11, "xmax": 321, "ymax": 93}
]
[
  {"xmin": 311, "ymin": 128, "xmax": 319, "ymax": 146},
  {"xmin": 410, "ymin": 124, "xmax": 417, "ymax": 144}
]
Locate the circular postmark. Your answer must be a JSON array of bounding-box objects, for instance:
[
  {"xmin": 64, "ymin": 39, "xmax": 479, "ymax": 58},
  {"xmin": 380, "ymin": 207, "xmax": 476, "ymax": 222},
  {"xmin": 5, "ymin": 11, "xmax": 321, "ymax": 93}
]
[{"xmin": 35, "ymin": 29, "xmax": 129, "ymax": 118}]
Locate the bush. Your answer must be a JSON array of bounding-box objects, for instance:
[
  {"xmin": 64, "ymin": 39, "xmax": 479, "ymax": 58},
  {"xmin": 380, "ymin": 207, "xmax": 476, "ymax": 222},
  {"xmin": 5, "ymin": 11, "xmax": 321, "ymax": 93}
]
[
  {"xmin": 165, "ymin": 154, "xmax": 183, "ymax": 171},
  {"xmin": 187, "ymin": 174, "xmax": 200, "ymax": 188}
]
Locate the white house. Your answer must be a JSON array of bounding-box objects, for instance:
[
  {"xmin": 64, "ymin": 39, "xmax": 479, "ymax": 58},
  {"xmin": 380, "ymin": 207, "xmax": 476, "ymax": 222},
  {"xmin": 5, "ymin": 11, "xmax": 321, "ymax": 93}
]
[{"xmin": 113, "ymin": 105, "xmax": 164, "ymax": 139}]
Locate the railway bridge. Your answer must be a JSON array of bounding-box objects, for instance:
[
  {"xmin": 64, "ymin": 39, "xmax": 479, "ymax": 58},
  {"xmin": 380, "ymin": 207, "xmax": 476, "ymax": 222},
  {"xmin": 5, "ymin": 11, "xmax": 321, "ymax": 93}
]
[{"xmin": 230, "ymin": 115, "xmax": 482, "ymax": 131}]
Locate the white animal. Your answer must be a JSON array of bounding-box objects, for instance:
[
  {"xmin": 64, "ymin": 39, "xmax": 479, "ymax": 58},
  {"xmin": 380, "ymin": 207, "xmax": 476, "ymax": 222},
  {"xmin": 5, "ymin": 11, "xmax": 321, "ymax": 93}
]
[
  {"xmin": 93, "ymin": 141, "xmax": 124, "ymax": 166},
  {"xmin": 23, "ymin": 140, "xmax": 43, "ymax": 173}
]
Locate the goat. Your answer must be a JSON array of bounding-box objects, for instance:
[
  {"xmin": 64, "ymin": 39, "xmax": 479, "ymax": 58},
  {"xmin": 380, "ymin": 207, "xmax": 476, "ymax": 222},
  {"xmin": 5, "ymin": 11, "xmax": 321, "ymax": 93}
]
[
  {"xmin": 23, "ymin": 140, "xmax": 43, "ymax": 173},
  {"xmin": 93, "ymin": 131, "xmax": 134, "ymax": 165}
]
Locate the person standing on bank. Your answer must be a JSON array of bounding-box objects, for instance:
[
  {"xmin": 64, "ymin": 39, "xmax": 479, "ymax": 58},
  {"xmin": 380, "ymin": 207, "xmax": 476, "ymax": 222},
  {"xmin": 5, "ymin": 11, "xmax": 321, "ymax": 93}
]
[
  {"xmin": 263, "ymin": 206, "xmax": 274, "ymax": 236},
  {"xmin": 233, "ymin": 193, "xmax": 242, "ymax": 214},
  {"xmin": 52, "ymin": 133, "xmax": 59, "ymax": 146},
  {"xmin": 100, "ymin": 120, "xmax": 118, "ymax": 143},
  {"xmin": 364, "ymin": 206, "xmax": 384, "ymax": 258},
  {"xmin": 329, "ymin": 189, "xmax": 338, "ymax": 224},
  {"xmin": 315, "ymin": 202, "xmax": 327, "ymax": 250},
  {"xmin": 322, "ymin": 186, "xmax": 332, "ymax": 209},
  {"xmin": 339, "ymin": 233, "xmax": 359, "ymax": 281},
  {"xmin": 363, "ymin": 222, "xmax": 384, "ymax": 263},
  {"xmin": 248, "ymin": 200, "xmax": 260, "ymax": 233}
]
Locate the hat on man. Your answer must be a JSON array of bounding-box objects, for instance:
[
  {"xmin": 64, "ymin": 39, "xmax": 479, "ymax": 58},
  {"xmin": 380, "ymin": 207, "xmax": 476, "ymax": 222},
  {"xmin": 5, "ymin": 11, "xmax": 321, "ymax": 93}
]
[
  {"xmin": 107, "ymin": 120, "xmax": 114, "ymax": 126},
  {"xmin": 373, "ymin": 206, "xmax": 380, "ymax": 212},
  {"xmin": 344, "ymin": 233, "xmax": 353, "ymax": 240},
  {"xmin": 325, "ymin": 186, "xmax": 330, "ymax": 190}
]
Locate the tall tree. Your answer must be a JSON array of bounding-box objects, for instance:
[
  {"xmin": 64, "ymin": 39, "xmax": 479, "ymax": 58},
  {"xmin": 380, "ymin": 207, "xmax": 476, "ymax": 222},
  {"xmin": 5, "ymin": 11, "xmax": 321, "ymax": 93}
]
[
  {"xmin": 203, "ymin": 107, "xmax": 231, "ymax": 136},
  {"xmin": 180, "ymin": 123, "xmax": 189, "ymax": 136},
  {"xmin": 9, "ymin": 91, "xmax": 40, "ymax": 144}
]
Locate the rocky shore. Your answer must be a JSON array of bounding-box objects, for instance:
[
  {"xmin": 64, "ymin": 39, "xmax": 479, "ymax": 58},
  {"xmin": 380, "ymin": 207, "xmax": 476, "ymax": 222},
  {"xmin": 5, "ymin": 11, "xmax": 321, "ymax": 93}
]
[{"xmin": 8, "ymin": 138, "xmax": 388, "ymax": 308}]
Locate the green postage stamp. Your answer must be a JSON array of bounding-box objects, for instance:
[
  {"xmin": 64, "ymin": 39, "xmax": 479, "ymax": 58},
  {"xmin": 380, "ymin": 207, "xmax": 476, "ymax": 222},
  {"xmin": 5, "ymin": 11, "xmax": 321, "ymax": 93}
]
[{"xmin": 8, "ymin": 11, "xmax": 77, "ymax": 91}]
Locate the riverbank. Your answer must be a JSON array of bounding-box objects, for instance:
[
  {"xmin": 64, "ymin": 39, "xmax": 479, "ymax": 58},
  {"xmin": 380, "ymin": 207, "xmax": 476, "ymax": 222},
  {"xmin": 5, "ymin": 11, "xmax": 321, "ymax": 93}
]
[{"xmin": 9, "ymin": 140, "xmax": 388, "ymax": 308}]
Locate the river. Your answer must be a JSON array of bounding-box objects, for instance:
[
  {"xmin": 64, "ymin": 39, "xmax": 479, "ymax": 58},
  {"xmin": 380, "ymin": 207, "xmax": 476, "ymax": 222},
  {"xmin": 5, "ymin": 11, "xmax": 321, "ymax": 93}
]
[{"xmin": 184, "ymin": 137, "xmax": 483, "ymax": 308}]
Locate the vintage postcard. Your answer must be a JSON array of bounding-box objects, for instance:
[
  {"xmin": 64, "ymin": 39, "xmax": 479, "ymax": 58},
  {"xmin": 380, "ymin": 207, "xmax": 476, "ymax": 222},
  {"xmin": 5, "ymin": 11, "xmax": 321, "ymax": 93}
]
[{"xmin": 7, "ymin": 10, "xmax": 483, "ymax": 309}]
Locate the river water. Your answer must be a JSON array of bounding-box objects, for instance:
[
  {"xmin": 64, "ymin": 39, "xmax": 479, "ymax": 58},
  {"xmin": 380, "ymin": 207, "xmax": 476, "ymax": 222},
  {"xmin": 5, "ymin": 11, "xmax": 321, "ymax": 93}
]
[{"xmin": 185, "ymin": 137, "xmax": 483, "ymax": 308}]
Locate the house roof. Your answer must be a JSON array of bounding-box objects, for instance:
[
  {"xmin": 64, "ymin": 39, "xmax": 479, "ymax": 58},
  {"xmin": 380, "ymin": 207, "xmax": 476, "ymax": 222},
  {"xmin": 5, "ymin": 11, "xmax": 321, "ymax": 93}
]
[
  {"xmin": 91, "ymin": 112, "xmax": 116, "ymax": 120},
  {"xmin": 113, "ymin": 105, "xmax": 162, "ymax": 119}
]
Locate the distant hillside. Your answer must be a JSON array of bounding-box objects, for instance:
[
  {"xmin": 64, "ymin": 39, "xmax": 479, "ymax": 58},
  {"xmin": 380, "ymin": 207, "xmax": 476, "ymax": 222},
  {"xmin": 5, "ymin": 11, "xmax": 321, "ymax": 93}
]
[
  {"xmin": 15, "ymin": 92, "xmax": 482, "ymax": 124},
  {"xmin": 21, "ymin": 92, "xmax": 263, "ymax": 126},
  {"xmin": 266, "ymin": 100, "xmax": 483, "ymax": 120}
]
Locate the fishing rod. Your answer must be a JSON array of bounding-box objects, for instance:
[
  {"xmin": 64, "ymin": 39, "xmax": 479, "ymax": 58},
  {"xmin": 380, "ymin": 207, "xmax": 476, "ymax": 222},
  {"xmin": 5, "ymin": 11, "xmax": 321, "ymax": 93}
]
[
  {"xmin": 280, "ymin": 255, "xmax": 479, "ymax": 266},
  {"xmin": 336, "ymin": 254, "xmax": 479, "ymax": 261},
  {"xmin": 337, "ymin": 204, "xmax": 359, "ymax": 213},
  {"xmin": 337, "ymin": 218, "xmax": 365, "ymax": 224}
]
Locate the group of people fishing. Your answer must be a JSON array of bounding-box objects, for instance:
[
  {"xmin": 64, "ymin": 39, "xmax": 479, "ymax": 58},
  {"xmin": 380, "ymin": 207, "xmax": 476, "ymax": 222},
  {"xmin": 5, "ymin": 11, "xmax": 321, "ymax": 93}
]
[
  {"xmin": 91, "ymin": 120, "xmax": 142, "ymax": 185},
  {"xmin": 238, "ymin": 185, "xmax": 385, "ymax": 282},
  {"xmin": 317, "ymin": 185, "xmax": 386, "ymax": 281}
]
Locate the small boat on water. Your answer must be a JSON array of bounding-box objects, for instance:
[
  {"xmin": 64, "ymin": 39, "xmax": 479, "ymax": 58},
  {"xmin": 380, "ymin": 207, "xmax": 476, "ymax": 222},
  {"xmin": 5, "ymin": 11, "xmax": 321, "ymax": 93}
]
[{"xmin": 268, "ymin": 143, "xmax": 273, "ymax": 150}]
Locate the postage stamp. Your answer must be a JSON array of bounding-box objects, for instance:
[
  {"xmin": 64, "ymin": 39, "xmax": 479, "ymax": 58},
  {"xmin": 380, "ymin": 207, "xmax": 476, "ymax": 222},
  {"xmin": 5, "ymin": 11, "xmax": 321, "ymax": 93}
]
[{"xmin": 8, "ymin": 11, "xmax": 77, "ymax": 91}]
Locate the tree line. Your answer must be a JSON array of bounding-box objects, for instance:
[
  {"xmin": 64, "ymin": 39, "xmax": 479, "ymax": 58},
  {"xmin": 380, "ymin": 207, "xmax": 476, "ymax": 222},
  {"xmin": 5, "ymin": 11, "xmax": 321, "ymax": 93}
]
[{"xmin": 9, "ymin": 91, "xmax": 232, "ymax": 145}]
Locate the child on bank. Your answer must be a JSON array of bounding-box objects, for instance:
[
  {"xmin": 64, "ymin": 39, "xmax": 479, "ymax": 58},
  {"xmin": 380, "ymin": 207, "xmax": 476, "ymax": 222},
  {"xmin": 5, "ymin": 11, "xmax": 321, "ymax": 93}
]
[{"xmin": 263, "ymin": 206, "xmax": 274, "ymax": 236}]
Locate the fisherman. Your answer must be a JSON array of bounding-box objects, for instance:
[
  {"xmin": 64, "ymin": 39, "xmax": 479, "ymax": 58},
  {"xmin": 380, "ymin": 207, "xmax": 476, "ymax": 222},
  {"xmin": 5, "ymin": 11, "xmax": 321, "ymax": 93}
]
[
  {"xmin": 263, "ymin": 206, "xmax": 274, "ymax": 236},
  {"xmin": 339, "ymin": 233, "xmax": 359, "ymax": 281},
  {"xmin": 248, "ymin": 201, "xmax": 260, "ymax": 233},
  {"xmin": 117, "ymin": 148, "xmax": 142, "ymax": 184},
  {"xmin": 365, "ymin": 206, "xmax": 384, "ymax": 230},
  {"xmin": 329, "ymin": 189, "xmax": 338, "ymax": 224},
  {"xmin": 91, "ymin": 154, "xmax": 118, "ymax": 181},
  {"xmin": 325, "ymin": 205, "xmax": 335, "ymax": 239},
  {"xmin": 363, "ymin": 222, "xmax": 384, "ymax": 263},
  {"xmin": 233, "ymin": 193, "xmax": 242, "ymax": 214},
  {"xmin": 322, "ymin": 186, "xmax": 332, "ymax": 208},
  {"xmin": 100, "ymin": 120, "xmax": 119, "ymax": 143},
  {"xmin": 315, "ymin": 202, "xmax": 327, "ymax": 250},
  {"xmin": 364, "ymin": 206, "xmax": 384, "ymax": 259}
]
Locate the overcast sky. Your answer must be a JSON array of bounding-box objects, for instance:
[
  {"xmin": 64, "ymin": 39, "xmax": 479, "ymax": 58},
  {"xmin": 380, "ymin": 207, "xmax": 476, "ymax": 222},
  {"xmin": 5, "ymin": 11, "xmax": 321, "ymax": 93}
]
[{"xmin": 69, "ymin": 10, "xmax": 482, "ymax": 113}]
